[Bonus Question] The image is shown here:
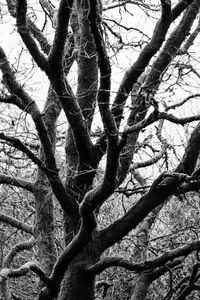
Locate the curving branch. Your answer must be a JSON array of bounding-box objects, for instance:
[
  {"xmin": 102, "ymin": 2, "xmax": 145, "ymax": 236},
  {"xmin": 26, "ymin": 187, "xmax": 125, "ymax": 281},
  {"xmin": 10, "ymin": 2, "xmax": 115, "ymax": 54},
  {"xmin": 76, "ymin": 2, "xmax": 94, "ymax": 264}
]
[
  {"xmin": 47, "ymin": 0, "xmax": 95, "ymax": 166},
  {"xmin": 165, "ymin": 94, "xmax": 200, "ymax": 111},
  {"xmin": 28, "ymin": 19, "xmax": 51, "ymax": 55},
  {"xmin": 0, "ymin": 213, "xmax": 33, "ymax": 234},
  {"xmin": 171, "ymin": 0, "xmax": 194, "ymax": 20},
  {"xmin": 16, "ymin": 0, "xmax": 48, "ymax": 71},
  {"xmin": 149, "ymin": 259, "xmax": 183, "ymax": 283},
  {"xmin": 39, "ymin": 0, "xmax": 56, "ymax": 27},
  {"xmin": 87, "ymin": 241, "xmax": 200, "ymax": 275},
  {"xmin": 0, "ymin": 174, "xmax": 35, "ymax": 193},
  {"xmin": 111, "ymin": 0, "xmax": 172, "ymax": 127},
  {"xmin": 124, "ymin": 111, "xmax": 200, "ymax": 135},
  {"xmin": 95, "ymin": 0, "xmax": 194, "ymax": 165},
  {"xmin": 6, "ymin": 0, "xmax": 51, "ymax": 54},
  {"xmin": 0, "ymin": 46, "xmax": 78, "ymax": 215},
  {"xmin": 143, "ymin": 0, "xmax": 200, "ymax": 90},
  {"xmin": 88, "ymin": 0, "xmax": 117, "ymax": 138},
  {"xmin": 0, "ymin": 262, "xmax": 50, "ymax": 287},
  {"xmin": 110, "ymin": 0, "xmax": 195, "ymax": 130},
  {"xmin": 76, "ymin": 0, "xmax": 122, "ymax": 216},
  {"xmin": 98, "ymin": 120, "xmax": 200, "ymax": 250},
  {"xmin": 4, "ymin": 238, "xmax": 35, "ymax": 267},
  {"xmin": 0, "ymin": 133, "xmax": 53, "ymax": 174}
]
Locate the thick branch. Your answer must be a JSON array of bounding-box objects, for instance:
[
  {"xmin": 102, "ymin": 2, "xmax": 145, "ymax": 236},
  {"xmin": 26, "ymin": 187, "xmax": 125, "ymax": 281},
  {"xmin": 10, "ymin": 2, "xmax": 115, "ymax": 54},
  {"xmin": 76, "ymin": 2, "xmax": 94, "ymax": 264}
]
[
  {"xmin": 6, "ymin": 0, "xmax": 51, "ymax": 54},
  {"xmin": 180, "ymin": 15, "xmax": 200, "ymax": 53},
  {"xmin": 111, "ymin": 0, "xmax": 172, "ymax": 127},
  {"xmin": 0, "ymin": 262, "xmax": 50, "ymax": 287},
  {"xmin": 0, "ymin": 46, "xmax": 78, "ymax": 215},
  {"xmin": 89, "ymin": 0, "xmax": 117, "ymax": 138},
  {"xmin": 87, "ymin": 249, "xmax": 187, "ymax": 274},
  {"xmin": 0, "ymin": 213, "xmax": 33, "ymax": 234},
  {"xmin": 0, "ymin": 174, "xmax": 35, "ymax": 193},
  {"xmin": 48, "ymin": 0, "xmax": 73, "ymax": 72},
  {"xmin": 47, "ymin": 0, "xmax": 95, "ymax": 166},
  {"xmin": 4, "ymin": 238, "xmax": 35, "ymax": 267},
  {"xmin": 0, "ymin": 133, "xmax": 52, "ymax": 173},
  {"xmin": 144, "ymin": 0, "xmax": 200, "ymax": 89},
  {"xmin": 0, "ymin": 94, "xmax": 24, "ymax": 109},
  {"xmin": 16, "ymin": 0, "xmax": 48, "ymax": 71},
  {"xmin": 98, "ymin": 121, "xmax": 200, "ymax": 250}
]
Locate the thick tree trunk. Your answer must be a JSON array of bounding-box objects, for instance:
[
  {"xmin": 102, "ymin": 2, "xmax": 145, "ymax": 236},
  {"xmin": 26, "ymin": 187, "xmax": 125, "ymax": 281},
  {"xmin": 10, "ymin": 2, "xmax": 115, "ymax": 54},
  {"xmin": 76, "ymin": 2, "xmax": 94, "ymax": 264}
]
[
  {"xmin": 58, "ymin": 264, "xmax": 96, "ymax": 300},
  {"xmin": 34, "ymin": 88, "xmax": 61, "ymax": 275},
  {"xmin": 58, "ymin": 242, "xmax": 101, "ymax": 300}
]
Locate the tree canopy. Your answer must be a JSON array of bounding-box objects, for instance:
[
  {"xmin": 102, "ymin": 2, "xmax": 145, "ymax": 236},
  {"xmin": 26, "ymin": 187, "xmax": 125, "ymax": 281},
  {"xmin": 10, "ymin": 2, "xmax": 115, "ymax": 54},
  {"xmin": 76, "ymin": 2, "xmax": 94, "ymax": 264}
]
[{"xmin": 1, "ymin": 0, "xmax": 200, "ymax": 299}]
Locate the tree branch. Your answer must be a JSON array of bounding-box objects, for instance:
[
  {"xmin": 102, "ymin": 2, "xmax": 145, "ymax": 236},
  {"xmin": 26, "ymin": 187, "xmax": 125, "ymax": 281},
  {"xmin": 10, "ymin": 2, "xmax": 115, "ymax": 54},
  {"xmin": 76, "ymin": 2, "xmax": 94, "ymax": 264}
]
[
  {"xmin": 4, "ymin": 238, "xmax": 35, "ymax": 267},
  {"xmin": 88, "ymin": 240, "xmax": 200, "ymax": 274},
  {"xmin": 131, "ymin": 119, "xmax": 168, "ymax": 169},
  {"xmin": 0, "ymin": 94, "xmax": 24, "ymax": 109},
  {"xmin": 6, "ymin": 0, "xmax": 51, "ymax": 54},
  {"xmin": 165, "ymin": 94, "xmax": 200, "ymax": 111},
  {"xmin": 48, "ymin": 0, "xmax": 72, "ymax": 72},
  {"xmin": 124, "ymin": 110, "xmax": 200, "ymax": 135},
  {"xmin": 0, "ymin": 173, "xmax": 35, "ymax": 193},
  {"xmin": 89, "ymin": 0, "xmax": 117, "ymax": 138},
  {"xmin": 0, "ymin": 262, "xmax": 51, "ymax": 287},
  {"xmin": 47, "ymin": 0, "xmax": 95, "ymax": 166},
  {"xmin": 98, "ymin": 121, "xmax": 200, "ymax": 250},
  {"xmin": 0, "ymin": 213, "xmax": 33, "ymax": 234},
  {"xmin": 0, "ymin": 133, "xmax": 52, "ymax": 173},
  {"xmin": 0, "ymin": 46, "xmax": 79, "ymax": 215},
  {"xmin": 16, "ymin": 0, "xmax": 48, "ymax": 71},
  {"xmin": 180, "ymin": 15, "xmax": 200, "ymax": 53},
  {"xmin": 111, "ymin": 0, "xmax": 172, "ymax": 127}
]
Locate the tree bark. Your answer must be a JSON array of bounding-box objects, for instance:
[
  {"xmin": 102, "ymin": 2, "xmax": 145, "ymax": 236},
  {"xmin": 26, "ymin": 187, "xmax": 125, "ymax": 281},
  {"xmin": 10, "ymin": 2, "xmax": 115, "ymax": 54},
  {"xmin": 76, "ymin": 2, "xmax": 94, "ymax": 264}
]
[
  {"xmin": 34, "ymin": 88, "xmax": 61, "ymax": 275},
  {"xmin": 60, "ymin": 1, "xmax": 99, "ymax": 298}
]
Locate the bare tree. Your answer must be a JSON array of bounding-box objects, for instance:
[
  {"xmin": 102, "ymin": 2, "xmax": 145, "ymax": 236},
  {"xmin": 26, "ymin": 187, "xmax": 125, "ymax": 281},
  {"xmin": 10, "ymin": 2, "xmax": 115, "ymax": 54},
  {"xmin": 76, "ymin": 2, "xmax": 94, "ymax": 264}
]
[{"xmin": 1, "ymin": 0, "xmax": 200, "ymax": 299}]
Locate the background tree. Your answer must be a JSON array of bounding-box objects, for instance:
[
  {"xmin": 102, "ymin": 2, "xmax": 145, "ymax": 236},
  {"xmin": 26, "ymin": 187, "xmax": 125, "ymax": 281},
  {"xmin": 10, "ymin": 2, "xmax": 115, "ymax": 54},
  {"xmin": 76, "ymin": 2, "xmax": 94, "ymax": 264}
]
[{"xmin": 1, "ymin": 0, "xmax": 200, "ymax": 299}]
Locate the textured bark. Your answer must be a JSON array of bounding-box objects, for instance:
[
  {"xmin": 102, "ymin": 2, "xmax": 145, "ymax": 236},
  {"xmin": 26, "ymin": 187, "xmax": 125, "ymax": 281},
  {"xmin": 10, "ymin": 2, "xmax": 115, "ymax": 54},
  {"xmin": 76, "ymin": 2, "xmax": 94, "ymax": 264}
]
[
  {"xmin": 64, "ymin": 0, "xmax": 98, "ymax": 208},
  {"xmin": 61, "ymin": 0, "xmax": 99, "ymax": 298},
  {"xmin": 58, "ymin": 264, "xmax": 95, "ymax": 300},
  {"xmin": 58, "ymin": 242, "xmax": 101, "ymax": 300},
  {"xmin": 34, "ymin": 88, "xmax": 61, "ymax": 275},
  {"xmin": 130, "ymin": 206, "xmax": 162, "ymax": 300},
  {"xmin": 131, "ymin": 274, "xmax": 150, "ymax": 300}
]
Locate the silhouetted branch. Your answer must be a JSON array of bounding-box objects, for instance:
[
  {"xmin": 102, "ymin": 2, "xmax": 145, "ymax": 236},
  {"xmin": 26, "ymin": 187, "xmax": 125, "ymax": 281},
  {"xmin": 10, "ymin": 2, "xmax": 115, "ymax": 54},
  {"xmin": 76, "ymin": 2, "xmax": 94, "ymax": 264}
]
[{"xmin": 16, "ymin": 0, "xmax": 48, "ymax": 71}]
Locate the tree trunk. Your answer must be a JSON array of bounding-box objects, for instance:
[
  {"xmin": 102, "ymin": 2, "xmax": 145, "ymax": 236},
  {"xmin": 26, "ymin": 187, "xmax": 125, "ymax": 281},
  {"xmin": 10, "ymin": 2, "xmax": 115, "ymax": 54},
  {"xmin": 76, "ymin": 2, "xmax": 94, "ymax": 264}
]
[
  {"xmin": 58, "ymin": 242, "xmax": 100, "ymax": 300},
  {"xmin": 58, "ymin": 263, "xmax": 95, "ymax": 300},
  {"xmin": 34, "ymin": 88, "xmax": 61, "ymax": 275}
]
